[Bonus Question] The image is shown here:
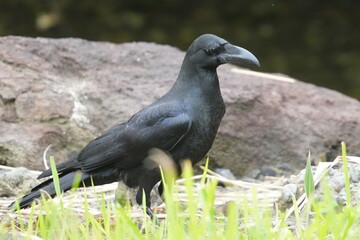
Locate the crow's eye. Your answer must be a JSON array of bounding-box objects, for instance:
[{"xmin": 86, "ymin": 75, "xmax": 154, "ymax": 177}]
[
  {"xmin": 204, "ymin": 43, "xmax": 227, "ymax": 56},
  {"xmin": 205, "ymin": 46, "xmax": 221, "ymax": 55}
]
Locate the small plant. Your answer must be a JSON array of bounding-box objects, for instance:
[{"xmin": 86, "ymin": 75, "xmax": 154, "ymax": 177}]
[
  {"xmin": 1, "ymin": 149, "xmax": 360, "ymax": 239},
  {"xmin": 304, "ymin": 151, "xmax": 315, "ymax": 199},
  {"xmin": 342, "ymin": 141, "xmax": 351, "ymax": 206}
]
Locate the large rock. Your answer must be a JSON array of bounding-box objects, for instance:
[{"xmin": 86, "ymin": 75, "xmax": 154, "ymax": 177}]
[
  {"xmin": 0, "ymin": 36, "xmax": 359, "ymax": 176},
  {"xmin": 213, "ymin": 69, "xmax": 360, "ymax": 177}
]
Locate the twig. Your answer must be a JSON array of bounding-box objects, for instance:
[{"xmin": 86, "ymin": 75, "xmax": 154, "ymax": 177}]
[
  {"xmin": 42, "ymin": 144, "xmax": 52, "ymax": 170},
  {"xmin": 0, "ymin": 164, "xmax": 41, "ymax": 175}
]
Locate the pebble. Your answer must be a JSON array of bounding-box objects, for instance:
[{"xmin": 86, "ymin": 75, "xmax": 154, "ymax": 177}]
[
  {"xmin": 0, "ymin": 167, "xmax": 40, "ymax": 198},
  {"xmin": 276, "ymin": 163, "xmax": 293, "ymax": 171},
  {"xmin": 281, "ymin": 184, "xmax": 298, "ymax": 203},
  {"xmin": 349, "ymin": 164, "xmax": 359, "ymax": 183},
  {"xmin": 214, "ymin": 168, "xmax": 237, "ymax": 180},
  {"xmin": 260, "ymin": 165, "xmax": 277, "ymax": 177},
  {"xmin": 246, "ymin": 169, "xmax": 261, "ymax": 179},
  {"xmin": 330, "ymin": 173, "xmax": 345, "ymax": 192}
]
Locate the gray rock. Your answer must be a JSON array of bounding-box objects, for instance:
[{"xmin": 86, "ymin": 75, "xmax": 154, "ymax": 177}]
[
  {"xmin": 245, "ymin": 169, "xmax": 261, "ymax": 179},
  {"xmin": 283, "ymin": 161, "xmax": 360, "ymax": 208},
  {"xmin": 214, "ymin": 168, "xmax": 237, "ymax": 180},
  {"xmin": 352, "ymin": 185, "xmax": 360, "ymax": 203},
  {"xmin": 1, "ymin": 36, "xmax": 360, "ymax": 176},
  {"xmin": 330, "ymin": 173, "xmax": 345, "ymax": 193},
  {"xmin": 276, "ymin": 163, "xmax": 293, "ymax": 171},
  {"xmin": 281, "ymin": 184, "xmax": 298, "ymax": 203},
  {"xmin": 0, "ymin": 167, "xmax": 40, "ymax": 197},
  {"xmin": 260, "ymin": 165, "xmax": 277, "ymax": 177},
  {"xmin": 335, "ymin": 189, "xmax": 347, "ymax": 206},
  {"xmin": 0, "ymin": 180, "xmax": 15, "ymax": 197},
  {"xmin": 327, "ymin": 168, "xmax": 335, "ymax": 176},
  {"xmin": 349, "ymin": 164, "xmax": 359, "ymax": 183}
]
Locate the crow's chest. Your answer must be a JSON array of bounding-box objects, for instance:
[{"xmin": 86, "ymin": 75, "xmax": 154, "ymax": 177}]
[
  {"xmin": 193, "ymin": 100, "xmax": 225, "ymax": 143},
  {"xmin": 174, "ymin": 98, "xmax": 225, "ymax": 163}
]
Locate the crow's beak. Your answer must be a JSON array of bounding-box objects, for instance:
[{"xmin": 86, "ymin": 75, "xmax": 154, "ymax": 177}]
[{"xmin": 221, "ymin": 44, "xmax": 260, "ymax": 67}]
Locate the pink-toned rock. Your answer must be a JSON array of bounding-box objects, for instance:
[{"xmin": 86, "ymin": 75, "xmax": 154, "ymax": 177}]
[
  {"xmin": 0, "ymin": 36, "xmax": 359, "ymax": 176},
  {"xmin": 0, "ymin": 122, "xmax": 66, "ymax": 167},
  {"xmin": 212, "ymin": 69, "xmax": 360, "ymax": 177},
  {"xmin": 16, "ymin": 90, "xmax": 74, "ymax": 121}
]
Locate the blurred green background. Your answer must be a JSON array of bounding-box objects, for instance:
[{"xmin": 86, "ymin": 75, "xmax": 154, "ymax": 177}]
[{"xmin": 1, "ymin": 0, "xmax": 359, "ymax": 99}]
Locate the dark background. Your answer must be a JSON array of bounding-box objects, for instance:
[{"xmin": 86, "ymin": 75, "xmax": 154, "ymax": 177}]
[{"xmin": 1, "ymin": 0, "xmax": 359, "ymax": 99}]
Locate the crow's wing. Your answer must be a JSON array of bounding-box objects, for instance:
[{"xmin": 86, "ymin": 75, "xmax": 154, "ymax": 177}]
[{"xmin": 78, "ymin": 102, "xmax": 191, "ymax": 172}]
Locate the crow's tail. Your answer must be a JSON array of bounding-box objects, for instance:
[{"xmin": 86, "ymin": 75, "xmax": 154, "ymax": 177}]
[{"xmin": 8, "ymin": 170, "xmax": 89, "ymax": 210}]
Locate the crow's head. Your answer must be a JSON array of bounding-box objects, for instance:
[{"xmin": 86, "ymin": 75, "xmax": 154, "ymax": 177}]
[{"xmin": 186, "ymin": 34, "xmax": 260, "ymax": 69}]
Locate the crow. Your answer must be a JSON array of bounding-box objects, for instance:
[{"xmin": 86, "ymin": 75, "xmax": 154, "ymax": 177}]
[{"xmin": 9, "ymin": 34, "xmax": 260, "ymax": 220}]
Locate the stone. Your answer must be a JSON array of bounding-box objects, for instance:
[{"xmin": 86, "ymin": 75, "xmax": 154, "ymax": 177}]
[
  {"xmin": 0, "ymin": 167, "xmax": 40, "ymax": 197},
  {"xmin": 16, "ymin": 90, "xmax": 74, "ymax": 121},
  {"xmin": 330, "ymin": 173, "xmax": 345, "ymax": 192},
  {"xmin": 282, "ymin": 159, "xmax": 360, "ymax": 208},
  {"xmin": 260, "ymin": 165, "xmax": 277, "ymax": 177},
  {"xmin": 214, "ymin": 168, "xmax": 237, "ymax": 180},
  {"xmin": 1, "ymin": 36, "xmax": 360, "ymax": 175},
  {"xmin": 276, "ymin": 163, "xmax": 293, "ymax": 172},
  {"xmin": 0, "ymin": 122, "xmax": 67, "ymax": 168},
  {"xmin": 0, "ymin": 180, "xmax": 15, "ymax": 197},
  {"xmin": 281, "ymin": 184, "xmax": 298, "ymax": 203},
  {"xmin": 349, "ymin": 164, "xmax": 359, "ymax": 183}
]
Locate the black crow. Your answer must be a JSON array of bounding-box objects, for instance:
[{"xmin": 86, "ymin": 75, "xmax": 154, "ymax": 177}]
[{"xmin": 9, "ymin": 34, "xmax": 260, "ymax": 220}]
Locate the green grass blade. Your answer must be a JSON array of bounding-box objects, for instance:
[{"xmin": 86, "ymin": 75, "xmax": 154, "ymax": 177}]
[
  {"xmin": 341, "ymin": 141, "xmax": 351, "ymax": 206},
  {"xmin": 4, "ymin": 149, "xmax": 360, "ymax": 239},
  {"xmin": 304, "ymin": 151, "xmax": 315, "ymax": 199},
  {"xmin": 225, "ymin": 201, "xmax": 239, "ymax": 239},
  {"xmin": 49, "ymin": 156, "xmax": 61, "ymax": 197},
  {"xmin": 200, "ymin": 156, "xmax": 209, "ymax": 185},
  {"xmin": 291, "ymin": 194, "xmax": 302, "ymax": 238},
  {"xmin": 71, "ymin": 170, "xmax": 83, "ymax": 189}
]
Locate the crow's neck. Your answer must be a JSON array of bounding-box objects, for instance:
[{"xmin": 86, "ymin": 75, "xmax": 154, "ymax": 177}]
[{"xmin": 170, "ymin": 59, "xmax": 221, "ymax": 99}]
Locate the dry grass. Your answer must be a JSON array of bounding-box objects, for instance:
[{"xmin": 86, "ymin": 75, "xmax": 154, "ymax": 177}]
[
  {"xmin": 2, "ymin": 156, "xmax": 360, "ymax": 221},
  {"xmin": 0, "ymin": 164, "xmax": 286, "ymax": 223},
  {"xmin": 1, "ymin": 155, "xmax": 360, "ymax": 240}
]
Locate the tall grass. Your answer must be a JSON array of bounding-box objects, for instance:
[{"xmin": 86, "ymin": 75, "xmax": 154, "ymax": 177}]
[{"xmin": 1, "ymin": 146, "xmax": 360, "ymax": 239}]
